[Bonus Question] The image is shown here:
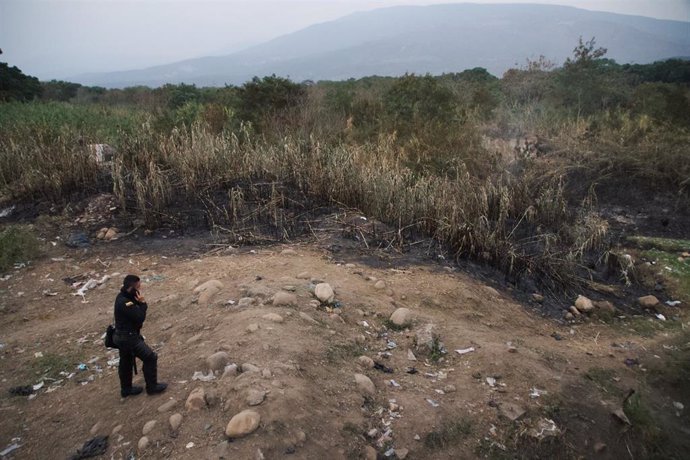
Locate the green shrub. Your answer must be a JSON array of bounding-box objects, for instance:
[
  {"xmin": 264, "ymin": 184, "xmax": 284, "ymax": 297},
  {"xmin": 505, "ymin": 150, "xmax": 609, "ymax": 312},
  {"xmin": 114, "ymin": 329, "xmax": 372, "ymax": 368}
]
[{"xmin": 0, "ymin": 225, "xmax": 40, "ymax": 272}]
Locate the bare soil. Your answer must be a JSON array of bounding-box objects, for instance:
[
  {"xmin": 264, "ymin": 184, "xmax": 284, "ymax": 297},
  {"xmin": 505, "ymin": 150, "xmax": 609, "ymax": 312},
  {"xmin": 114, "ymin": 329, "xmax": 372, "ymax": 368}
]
[{"xmin": 0, "ymin": 231, "xmax": 688, "ymax": 459}]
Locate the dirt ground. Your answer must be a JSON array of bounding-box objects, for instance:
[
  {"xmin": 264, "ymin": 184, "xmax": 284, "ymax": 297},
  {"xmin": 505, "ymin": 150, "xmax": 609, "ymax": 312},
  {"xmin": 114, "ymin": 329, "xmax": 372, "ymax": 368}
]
[{"xmin": 1, "ymin": 231, "xmax": 689, "ymax": 459}]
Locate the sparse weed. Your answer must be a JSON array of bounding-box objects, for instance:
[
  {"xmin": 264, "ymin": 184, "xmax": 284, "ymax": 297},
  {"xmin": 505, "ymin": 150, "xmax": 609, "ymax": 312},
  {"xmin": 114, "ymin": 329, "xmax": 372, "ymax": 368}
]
[
  {"xmin": 424, "ymin": 419, "xmax": 473, "ymax": 450},
  {"xmin": 0, "ymin": 225, "xmax": 41, "ymax": 273}
]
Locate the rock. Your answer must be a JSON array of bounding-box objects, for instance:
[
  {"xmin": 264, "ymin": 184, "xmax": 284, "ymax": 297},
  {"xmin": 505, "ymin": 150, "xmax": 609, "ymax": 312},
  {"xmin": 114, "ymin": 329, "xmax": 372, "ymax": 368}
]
[
  {"xmin": 364, "ymin": 446, "xmax": 378, "ymax": 460},
  {"xmin": 238, "ymin": 297, "xmax": 255, "ymax": 308},
  {"xmin": 575, "ymin": 295, "xmax": 594, "ymax": 313},
  {"xmin": 169, "ymin": 413, "xmax": 183, "ymax": 431},
  {"xmin": 593, "ymin": 300, "xmax": 616, "ymax": 314},
  {"xmin": 157, "ymin": 399, "xmax": 178, "ymax": 413},
  {"xmin": 194, "ymin": 280, "xmax": 224, "ymax": 305},
  {"xmin": 273, "ymin": 291, "xmax": 297, "ymax": 306},
  {"xmin": 261, "ymin": 368, "xmax": 272, "ymax": 378},
  {"xmin": 443, "ymin": 384, "xmax": 457, "ymax": 393},
  {"xmin": 205, "ymin": 389, "xmax": 220, "ymax": 408},
  {"xmin": 314, "ymin": 283, "xmax": 335, "ymax": 303},
  {"xmin": 185, "ymin": 387, "xmax": 206, "ymax": 411},
  {"xmin": 281, "ymin": 249, "xmax": 298, "ymax": 256},
  {"xmin": 242, "ymin": 363, "xmax": 260, "ymax": 373},
  {"xmin": 354, "ymin": 373, "xmax": 375, "ymax": 395},
  {"xmin": 246, "ymin": 323, "xmax": 259, "ymax": 333},
  {"xmin": 207, "ymin": 351, "xmax": 230, "ymax": 372},
  {"xmin": 499, "ymin": 402, "xmax": 526, "ymax": 421},
  {"xmin": 407, "ymin": 349, "xmax": 417, "ymax": 361},
  {"xmin": 396, "ymin": 448, "xmax": 409, "ymax": 459},
  {"xmin": 299, "ymin": 312, "xmax": 319, "ymax": 324},
  {"xmin": 389, "ymin": 308, "xmax": 412, "ymax": 327},
  {"xmin": 638, "ymin": 295, "xmax": 659, "ymax": 310},
  {"xmin": 222, "ymin": 364, "xmax": 238, "ymax": 378},
  {"xmin": 142, "ymin": 420, "xmax": 157, "ymax": 435},
  {"xmin": 96, "ymin": 228, "xmax": 107, "ymax": 240},
  {"xmin": 296, "ymin": 272, "xmax": 310, "ymax": 279},
  {"xmin": 531, "ymin": 293, "xmax": 544, "ymax": 303},
  {"xmin": 246, "ymin": 389, "xmax": 267, "ymax": 406},
  {"xmin": 565, "ymin": 312, "xmax": 574, "ymax": 320},
  {"xmin": 112, "ymin": 425, "xmax": 123, "ymax": 436},
  {"xmin": 225, "ymin": 410, "xmax": 261, "ymax": 438},
  {"xmin": 295, "ymin": 430, "xmax": 307, "ymax": 445},
  {"xmin": 374, "ymin": 280, "xmax": 386, "ymax": 290},
  {"xmin": 90, "ymin": 421, "xmax": 103, "ymax": 435},
  {"xmin": 243, "ymin": 285, "xmax": 273, "ymax": 299},
  {"xmin": 594, "ymin": 442, "xmax": 607, "ymax": 453},
  {"xmin": 104, "ymin": 228, "xmax": 118, "ymax": 241},
  {"xmin": 186, "ymin": 333, "xmax": 203, "ymax": 345},
  {"xmin": 568, "ymin": 306, "xmax": 581, "ymax": 316},
  {"xmin": 138, "ymin": 436, "xmax": 149, "ymax": 451},
  {"xmin": 415, "ymin": 323, "xmax": 437, "ymax": 352},
  {"xmin": 262, "ymin": 313, "xmax": 284, "ymax": 323},
  {"xmin": 356, "ymin": 356, "xmax": 375, "ymax": 369}
]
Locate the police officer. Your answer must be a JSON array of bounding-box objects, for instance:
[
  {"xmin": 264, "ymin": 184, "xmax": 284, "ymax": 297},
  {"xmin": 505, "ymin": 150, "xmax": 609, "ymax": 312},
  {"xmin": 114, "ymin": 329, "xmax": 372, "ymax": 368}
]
[{"xmin": 113, "ymin": 275, "xmax": 167, "ymax": 397}]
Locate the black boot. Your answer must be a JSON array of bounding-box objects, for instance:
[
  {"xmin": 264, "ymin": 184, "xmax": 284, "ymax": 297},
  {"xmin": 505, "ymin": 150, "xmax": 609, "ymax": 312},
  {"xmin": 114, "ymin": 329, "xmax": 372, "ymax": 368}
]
[
  {"xmin": 121, "ymin": 385, "xmax": 143, "ymax": 397},
  {"xmin": 146, "ymin": 383, "xmax": 167, "ymax": 395}
]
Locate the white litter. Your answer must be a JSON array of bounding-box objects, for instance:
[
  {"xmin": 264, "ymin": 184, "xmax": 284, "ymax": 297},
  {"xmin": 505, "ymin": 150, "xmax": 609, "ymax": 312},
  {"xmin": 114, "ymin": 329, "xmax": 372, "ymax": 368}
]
[
  {"xmin": 426, "ymin": 398, "xmax": 440, "ymax": 408},
  {"xmin": 32, "ymin": 381, "xmax": 44, "ymax": 391},
  {"xmin": 486, "ymin": 377, "xmax": 496, "ymax": 387},
  {"xmin": 673, "ymin": 401, "xmax": 684, "ymax": 411},
  {"xmin": 666, "ymin": 300, "xmax": 681, "ymax": 307},
  {"xmin": 455, "ymin": 347, "xmax": 475, "ymax": 355},
  {"xmin": 529, "ymin": 388, "xmax": 547, "ymax": 398},
  {"xmin": 34, "ymin": 352, "xmax": 43, "ymax": 358},
  {"xmin": 656, "ymin": 313, "xmax": 666, "ymax": 321},
  {"xmin": 0, "ymin": 205, "xmax": 16, "ymax": 218},
  {"xmin": 389, "ymin": 379, "xmax": 401, "ymax": 388},
  {"xmin": 185, "ymin": 442, "xmax": 195, "ymax": 449},
  {"xmin": 0, "ymin": 443, "xmax": 21, "ymax": 456},
  {"xmin": 192, "ymin": 371, "xmax": 215, "ymax": 382}
]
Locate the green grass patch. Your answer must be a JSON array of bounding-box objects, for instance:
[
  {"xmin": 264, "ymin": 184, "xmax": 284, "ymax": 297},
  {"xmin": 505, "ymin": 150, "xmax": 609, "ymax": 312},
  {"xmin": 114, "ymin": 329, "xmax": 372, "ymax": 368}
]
[
  {"xmin": 641, "ymin": 249, "xmax": 690, "ymax": 300},
  {"xmin": 627, "ymin": 236, "xmax": 690, "ymax": 252},
  {"xmin": 0, "ymin": 225, "xmax": 41, "ymax": 272},
  {"xmin": 324, "ymin": 342, "xmax": 365, "ymax": 364},
  {"xmin": 424, "ymin": 419, "xmax": 473, "ymax": 450},
  {"xmin": 383, "ymin": 319, "xmax": 409, "ymax": 331},
  {"xmin": 584, "ymin": 367, "xmax": 623, "ymax": 397},
  {"xmin": 614, "ymin": 315, "xmax": 682, "ymax": 338},
  {"xmin": 31, "ymin": 352, "xmax": 81, "ymax": 380}
]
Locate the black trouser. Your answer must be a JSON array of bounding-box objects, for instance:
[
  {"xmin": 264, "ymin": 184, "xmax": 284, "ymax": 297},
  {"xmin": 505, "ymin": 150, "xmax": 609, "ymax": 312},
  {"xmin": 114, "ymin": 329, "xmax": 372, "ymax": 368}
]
[{"xmin": 114, "ymin": 331, "xmax": 158, "ymax": 390}]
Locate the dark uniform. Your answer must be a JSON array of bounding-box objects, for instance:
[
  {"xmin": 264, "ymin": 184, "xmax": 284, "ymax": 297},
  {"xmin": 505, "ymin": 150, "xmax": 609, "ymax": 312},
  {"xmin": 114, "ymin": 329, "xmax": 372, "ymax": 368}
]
[{"xmin": 113, "ymin": 287, "xmax": 164, "ymax": 396}]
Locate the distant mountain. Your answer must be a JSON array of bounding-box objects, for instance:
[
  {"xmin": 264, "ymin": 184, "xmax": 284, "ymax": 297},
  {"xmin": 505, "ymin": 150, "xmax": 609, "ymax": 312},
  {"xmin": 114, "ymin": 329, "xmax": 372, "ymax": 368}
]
[{"xmin": 72, "ymin": 3, "xmax": 690, "ymax": 88}]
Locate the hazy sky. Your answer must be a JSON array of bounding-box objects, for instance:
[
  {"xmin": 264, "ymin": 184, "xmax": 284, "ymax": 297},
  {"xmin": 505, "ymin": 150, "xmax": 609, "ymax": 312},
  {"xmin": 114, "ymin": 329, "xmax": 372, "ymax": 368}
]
[{"xmin": 1, "ymin": 0, "xmax": 689, "ymax": 79}]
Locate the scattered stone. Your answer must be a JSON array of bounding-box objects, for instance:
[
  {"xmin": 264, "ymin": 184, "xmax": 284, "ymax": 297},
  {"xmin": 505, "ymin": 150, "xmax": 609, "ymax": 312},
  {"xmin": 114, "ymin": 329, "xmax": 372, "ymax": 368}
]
[
  {"xmin": 389, "ymin": 308, "xmax": 412, "ymax": 327},
  {"xmin": 594, "ymin": 442, "xmax": 607, "ymax": 453},
  {"xmin": 299, "ymin": 312, "xmax": 319, "ymax": 324},
  {"xmin": 246, "ymin": 389, "xmax": 267, "ymax": 406},
  {"xmin": 531, "ymin": 293, "xmax": 544, "ymax": 303},
  {"xmin": 104, "ymin": 228, "xmax": 118, "ymax": 241},
  {"xmin": 575, "ymin": 295, "xmax": 594, "ymax": 313},
  {"xmin": 194, "ymin": 280, "xmax": 224, "ymax": 305},
  {"xmin": 296, "ymin": 272, "xmax": 310, "ymax": 279},
  {"xmin": 638, "ymin": 295, "xmax": 659, "ymax": 310},
  {"xmin": 238, "ymin": 297, "xmax": 255, "ymax": 308},
  {"xmin": 364, "ymin": 446, "xmax": 378, "ymax": 460},
  {"xmin": 157, "ymin": 399, "xmax": 178, "ymax": 413},
  {"xmin": 243, "ymin": 285, "xmax": 273, "ymax": 299},
  {"xmin": 262, "ymin": 313, "xmax": 284, "ymax": 323},
  {"xmin": 396, "ymin": 448, "xmax": 409, "ymax": 459},
  {"xmin": 246, "ymin": 323, "xmax": 259, "ymax": 333},
  {"xmin": 142, "ymin": 420, "xmax": 157, "ymax": 436},
  {"xmin": 565, "ymin": 312, "xmax": 574, "ymax": 320},
  {"xmin": 593, "ymin": 300, "xmax": 616, "ymax": 314},
  {"xmin": 357, "ymin": 356, "xmax": 375, "ymax": 369},
  {"xmin": 138, "ymin": 436, "xmax": 149, "ymax": 451},
  {"xmin": 374, "ymin": 280, "xmax": 386, "ymax": 290},
  {"xmin": 415, "ymin": 323, "xmax": 437, "ymax": 353},
  {"xmin": 225, "ymin": 410, "xmax": 261, "ymax": 438},
  {"xmin": 186, "ymin": 333, "xmax": 203, "ymax": 345},
  {"xmin": 407, "ymin": 349, "xmax": 417, "ymax": 361},
  {"xmin": 367, "ymin": 428, "xmax": 378, "ymax": 438},
  {"xmin": 90, "ymin": 421, "xmax": 103, "ymax": 435},
  {"xmin": 568, "ymin": 306, "xmax": 581, "ymax": 316},
  {"xmin": 169, "ymin": 413, "xmax": 183, "ymax": 431},
  {"xmin": 499, "ymin": 403, "xmax": 526, "ymax": 421},
  {"xmin": 185, "ymin": 387, "xmax": 206, "ymax": 411},
  {"xmin": 205, "ymin": 388, "xmax": 220, "ymax": 408},
  {"xmin": 314, "ymin": 283, "xmax": 335, "ymax": 303},
  {"xmin": 222, "ymin": 364, "xmax": 238, "ymax": 379},
  {"xmin": 273, "ymin": 291, "xmax": 297, "ymax": 306},
  {"xmin": 443, "ymin": 384, "xmax": 457, "ymax": 393},
  {"xmin": 111, "ymin": 425, "xmax": 122, "ymax": 436},
  {"xmin": 242, "ymin": 363, "xmax": 260, "ymax": 373},
  {"xmin": 207, "ymin": 351, "xmax": 230, "ymax": 372},
  {"xmin": 354, "ymin": 373, "xmax": 376, "ymax": 395}
]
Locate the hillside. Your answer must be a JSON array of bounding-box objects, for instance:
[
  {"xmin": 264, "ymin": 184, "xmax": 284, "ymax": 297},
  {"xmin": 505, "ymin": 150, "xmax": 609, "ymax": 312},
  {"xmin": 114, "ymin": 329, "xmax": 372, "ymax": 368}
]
[{"xmin": 72, "ymin": 3, "xmax": 690, "ymax": 88}]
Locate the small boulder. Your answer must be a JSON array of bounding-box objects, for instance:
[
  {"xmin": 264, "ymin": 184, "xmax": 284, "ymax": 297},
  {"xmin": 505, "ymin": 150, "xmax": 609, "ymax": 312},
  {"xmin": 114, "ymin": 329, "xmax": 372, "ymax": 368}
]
[
  {"xmin": 246, "ymin": 323, "xmax": 259, "ymax": 333},
  {"xmin": 194, "ymin": 280, "xmax": 224, "ymax": 305},
  {"xmin": 142, "ymin": 420, "xmax": 157, "ymax": 436},
  {"xmin": 593, "ymin": 300, "xmax": 616, "ymax": 314},
  {"xmin": 222, "ymin": 364, "xmax": 238, "ymax": 379},
  {"xmin": 273, "ymin": 291, "xmax": 297, "ymax": 306},
  {"xmin": 157, "ymin": 399, "xmax": 178, "ymax": 413},
  {"xmin": 568, "ymin": 306, "xmax": 581, "ymax": 316},
  {"xmin": 374, "ymin": 280, "xmax": 386, "ymax": 290},
  {"xmin": 104, "ymin": 227, "xmax": 118, "ymax": 241},
  {"xmin": 389, "ymin": 308, "xmax": 412, "ymax": 327},
  {"xmin": 296, "ymin": 272, "xmax": 310, "ymax": 279},
  {"xmin": 354, "ymin": 373, "xmax": 376, "ymax": 395},
  {"xmin": 356, "ymin": 356, "xmax": 375, "ymax": 369},
  {"xmin": 207, "ymin": 351, "xmax": 230, "ymax": 373},
  {"xmin": 246, "ymin": 389, "xmax": 267, "ymax": 406},
  {"xmin": 575, "ymin": 295, "xmax": 594, "ymax": 313},
  {"xmin": 185, "ymin": 387, "xmax": 206, "ymax": 411},
  {"xmin": 638, "ymin": 295, "xmax": 659, "ymax": 310},
  {"xmin": 314, "ymin": 283, "xmax": 335, "ymax": 303},
  {"xmin": 225, "ymin": 410, "xmax": 261, "ymax": 438},
  {"xmin": 138, "ymin": 436, "xmax": 149, "ymax": 451},
  {"xmin": 238, "ymin": 297, "xmax": 255, "ymax": 308},
  {"xmin": 169, "ymin": 413, "xmax": 183, "ymax": 431},
  {"xmin": 262, "ymin": 313, "xmax": 284, "ymax": 323},
  {"xmin": 299, "ymin": 312, "xmax": 319, "ymax": 324}
]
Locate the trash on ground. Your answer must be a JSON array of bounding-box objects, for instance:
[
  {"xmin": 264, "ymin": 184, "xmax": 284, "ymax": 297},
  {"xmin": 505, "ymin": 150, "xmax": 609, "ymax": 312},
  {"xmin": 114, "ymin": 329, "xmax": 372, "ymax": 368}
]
[
  {"xmin": 405, "ymin": 367, "xmax": 418, "ymax": 374},
  {"xmin": 455, "ymin": 347, "xmax": 475, "ymax": 355},
  {"xmin": 551, "ymin": 332, "xmax": 564, "ymax": 341},
  {"xmin": 77, "ymin": 363, "xmax": 88, "ymax": 371},
  {"xmin": 386, "ymin": 340, "xmax": 397, "ymax": 349},
  {"xmin": 388, "ymin": 379, "xmax": 401, "ymax": 388},
  {"xmin": 529, "ymin": 388, "xmax": 547, "ymax": 398},
  {"xmin": 373, "ymin": 362, "xmax": 393, "ymax": 373},
  {"xmin": 623, "ymin": 358, "xmax": 639, "ymax": 367},
  {"xmin": 0, "ymin": 205, "xmax": 16, "ymax": 218},
  {"xmin": 666, "ymin": 300, "xmax": 681, "ymax": 307},
  {"xmin": 0, "ymin": 442, "xmax": 21, "ymax": 457},
  {"xmin": 70, "ymin": 435, "xmax": 108, "ymax": 460},
  {"xmin": 34, "ymin": 351, "xmax": 43, "ymax": 358},
  {"xmin": 8, "ymin": 385, "xmax": 34, "ymax": 396},
  {"xmin": 32, "ymin": 381, "xmax": 44, "ymax": 391},
  {"xmin": 192, "ymin": 371, "xmax": 216, "ymax": 382},
  {"xmin": 486, "ymin": 377, "xmax": 496, "ymax": 387},
  {"xmin": 527, "ymin": 418, "xmax": 561, "ymax": 440},
  {"xmin": 186, "ymin": 442, "xmax": 195, "ymax": 449},
  {"xmin": 655, "ymin": 313, "xmax": 666, "ymax": 321},
  {"xmin": 426, "ymin": 398, "xmax": 440, "ymax": 408}
]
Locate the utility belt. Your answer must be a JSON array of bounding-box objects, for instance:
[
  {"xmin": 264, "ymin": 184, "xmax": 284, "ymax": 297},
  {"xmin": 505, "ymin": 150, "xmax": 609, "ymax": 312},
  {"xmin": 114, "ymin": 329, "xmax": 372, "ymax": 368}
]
[{"xmin": 114, "ymin": 329, "xmax": 140, "ymax": 337}]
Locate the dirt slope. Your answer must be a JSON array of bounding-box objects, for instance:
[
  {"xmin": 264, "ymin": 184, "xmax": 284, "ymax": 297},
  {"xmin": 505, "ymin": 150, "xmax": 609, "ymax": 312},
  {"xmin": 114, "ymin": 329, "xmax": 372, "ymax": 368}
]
[{"xmin": 0, "ymin": 237, "xmax": 688, "ymax": 459}]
